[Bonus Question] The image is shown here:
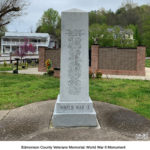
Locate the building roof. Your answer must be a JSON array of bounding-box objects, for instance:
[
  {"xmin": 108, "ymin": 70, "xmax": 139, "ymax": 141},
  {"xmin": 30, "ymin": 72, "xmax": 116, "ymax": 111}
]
[
  {"xmin": 107, "ymin": 26, "xmax": 133, "ymax": 35},
  {"xmin": 4, "ymin": 32, "xmax": 50, "ymax": 39}
]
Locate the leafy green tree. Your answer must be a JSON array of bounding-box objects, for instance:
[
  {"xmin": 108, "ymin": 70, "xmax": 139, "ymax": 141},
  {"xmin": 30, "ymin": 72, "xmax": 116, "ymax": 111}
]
[
  {"xmin": 126, "ymin": 24, "xmax": 138, "ymax": 42},
  {"xmin": 89, "ymin": 2, "xmax": 150, "ymax": 51},
  {"xmin": 36, "ymin": 8, "xmax": 60, "ymax": 38},
  {"xmin": 106, "ymin": 10, "xmax": 117, "ymax": 26},
  {"xmin": 141, "ymin": 15, "xmax": 150, "ymax": 56},
  {"xmin": 55, "ymin": 16, "xmax": 61, "ymax": 44},
  {"xmin": 89, "ymin": 24, "xmax": 138, "ymax": 48},
  {"xmin": 89, "ymin": 24, "xmax": 114, "ymax": 47},
  {"xmin": 115, "ymin": 3, "xmax": 139, "ymax": 26},
  {"xmin": 89, "ymin": 9, "xmax": 107, "ymax": 26},
  {"xmin": 111, "ymin": 26, "xmax": 138, "ymax": 48}
]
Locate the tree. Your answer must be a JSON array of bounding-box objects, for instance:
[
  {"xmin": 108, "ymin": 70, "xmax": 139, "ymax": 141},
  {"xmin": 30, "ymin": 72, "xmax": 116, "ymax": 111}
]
[
  {"xmin": 89, "ymin": 9, "xmax": 107, "ymax": 26},
  {"xmin": 36, "ymin": 8, "xmax": 60, "ymax": 36},
  {"xmin": 106, "ymin": 10, "xmax": 117, "ymax": 26},
  {"xmin": 89, "ymin": 24, "xmax": 138, "ymax": 48},
  {"xmin": 0, "ymin": 0, "xmax": 27, "ymax": 28},
  {"xmin": 0, "ymin": 25, "xmax": 6, "ymax": 36},
  {"xmin": 141, "ymin": 15, "xmax": 150, "ymax": 56},
  {"xmin": 126, "ymin": 24, "xmax": 138, "ymax": 42},
  {"xmin": 36, "ymin": 8, "xmax": 61, "ymax": 45},
  {"xmin": 0, "ymin": 26, "xmax": 7, "ymax": 52},
  {"xmin": 0, "ymin": 26, "xmax": 6, "ymax": 41},
  {"xmin": 89, "ymin": 24, "xmax": 114, "ymax": 47},
  {"xmin": 115, "ymin": 3, "xmax": 139, "ymax": 26},
  {"xmin": 15, "ymin": 38, "xmax": 36, "ymax": 60}
]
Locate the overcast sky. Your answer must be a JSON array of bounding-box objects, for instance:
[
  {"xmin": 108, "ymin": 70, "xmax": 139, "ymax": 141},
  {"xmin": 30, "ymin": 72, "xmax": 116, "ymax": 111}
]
[{"xmin": 7, "ymin": 0, "xmax": 150, "ymax": 32}]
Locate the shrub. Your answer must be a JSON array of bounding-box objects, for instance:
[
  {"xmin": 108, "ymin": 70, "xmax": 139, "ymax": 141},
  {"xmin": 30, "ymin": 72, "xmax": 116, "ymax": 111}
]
[
  {"xmin": 3, "ymin": 60, "xmax": 7, "ymax": 67},
  {"xmin": 13, "ymin": 69, "xmax": 18, "ymax": 74},
  {"xmin": 47, "ymin": 67, "xmax": 54, "ymax": 76},
  {"xmin": 22, "ymin": 65, "xmax": 26, "ymax": 69},
  {"xmin": 89, "ymin": 69, "xmax": 93, "ymax": 78},
  {"xmin": 25, "ymin": 62, "xmax": 28, "ymax": 68},
  {"xmin": 31, "ymin": 61, "xmax": 35, "ymax": 66},
  {"xmin": 26, "ymin": 59, "xmax": 32, "ymax": 64},
  {"xmin": 96, "ymin": 70, "xmax": 102, "ymax": 78}
]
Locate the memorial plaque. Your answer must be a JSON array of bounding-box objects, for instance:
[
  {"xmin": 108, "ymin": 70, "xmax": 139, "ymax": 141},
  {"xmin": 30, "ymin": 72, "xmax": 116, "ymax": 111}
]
[{"xmin": 52, "ymin": 8, "xmax": 97, "ymax": 127}]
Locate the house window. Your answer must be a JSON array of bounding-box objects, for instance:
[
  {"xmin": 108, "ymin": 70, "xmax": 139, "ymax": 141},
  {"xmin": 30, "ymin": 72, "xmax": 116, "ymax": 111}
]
[
  {"xmin": 3, "ymin": 46, "xmax": 10, "ymax": 53},
  {"xmin": 31, "ymin": 39, "xmax": 37, "ymax": 43},
  {"xmin": 12, "ymin": 46, "xmax": 19, "ymax": 53},
  {"xmin": 3, "ymin": 38, "xmax": 10, "ymax": 42}
]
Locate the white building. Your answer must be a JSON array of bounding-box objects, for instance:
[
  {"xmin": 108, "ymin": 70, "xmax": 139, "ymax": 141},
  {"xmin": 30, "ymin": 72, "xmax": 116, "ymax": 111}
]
[
  {"xmin": 1, "ymin": 32, "xmax": 59, "ymax": 56},
  {"xmin": 107, "ymin": 26, "xmax": 134, "ymax": 40}
]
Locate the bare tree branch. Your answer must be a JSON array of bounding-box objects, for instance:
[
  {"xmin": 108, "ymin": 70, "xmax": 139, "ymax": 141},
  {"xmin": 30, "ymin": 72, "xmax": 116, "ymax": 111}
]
[
  {"xmin": 0, "ymin": 21, "xmax": 10, "ymax": 26},
  {"xmin": 0, "ymin": 0, "xmax": 28, "ymax": 28}
]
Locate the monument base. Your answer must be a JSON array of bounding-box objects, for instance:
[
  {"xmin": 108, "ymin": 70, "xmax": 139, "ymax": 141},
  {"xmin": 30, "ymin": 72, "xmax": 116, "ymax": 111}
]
[{"xmin": 52, "ymin": 95, "xmax": 98, "ymax": 127}]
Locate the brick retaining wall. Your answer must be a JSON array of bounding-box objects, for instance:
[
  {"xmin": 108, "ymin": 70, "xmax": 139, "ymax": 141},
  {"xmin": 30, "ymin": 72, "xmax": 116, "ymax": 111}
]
[
  {"xmin": 39, "ymin": 45, "xmax": 146, "ymax": 76},
  {"xmin": 38, "ymin": 47, "xmax": 60, "ymax": 72},
  {"xmin": 91, "ymin": 45, "xmax": 146, "ymax": 76}
]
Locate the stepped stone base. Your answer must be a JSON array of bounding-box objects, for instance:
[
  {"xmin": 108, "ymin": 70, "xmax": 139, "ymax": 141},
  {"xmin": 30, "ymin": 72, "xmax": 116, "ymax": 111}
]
[{"xmin": 52, "ymin": 95, "xmax": 98, "ymax": 127}]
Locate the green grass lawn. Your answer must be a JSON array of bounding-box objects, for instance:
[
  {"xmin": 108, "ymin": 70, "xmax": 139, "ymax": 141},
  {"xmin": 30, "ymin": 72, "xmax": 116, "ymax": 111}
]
[
  {"xmin": 0, "ymin": 66, "xmax": 13, "ymax": 71},
  {"xmin": 0, "ymin": 65, "xmax": 25, "ymax": 71},
  {"xmin": 0, "ymin": 59, "xmax": 149, "ymax": 71},
  {"xmin": 0, "ymin": 73, "xmax": 150, "ymax": 119},
  {"xmin": 0, "ymin": 64, "xmax": 15, "ymax": 71},
  {"xmin": 0, "ymin": 73, "xmax": 59, "ymax": 110},
  {"xmin": 146, "ymin": 59, "xmax": 150, "ymax": 68},
  {"xmin": 0, "ymin": 63, "xmax": 14, "ymax": 71},
  {"xmin": 0, "ymin": 63, "xmax": 37, "ymax": 71}
]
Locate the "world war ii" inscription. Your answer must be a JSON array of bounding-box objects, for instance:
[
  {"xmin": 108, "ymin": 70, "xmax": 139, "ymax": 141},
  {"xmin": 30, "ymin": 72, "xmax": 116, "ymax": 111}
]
[{"xmin": 56, "ymin": 103, "xmax": 94, "ymax": 113}]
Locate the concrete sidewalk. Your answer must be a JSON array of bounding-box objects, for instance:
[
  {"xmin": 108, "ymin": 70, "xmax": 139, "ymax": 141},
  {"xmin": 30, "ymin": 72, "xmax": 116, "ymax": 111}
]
[
  {"xmin": 1, "ymin": 67, "xmax": 150, "ymax": 81},
  {"xmin": 1, "ymin": 67, "xmax": 150, "ymax": 80},
  {"xmin": 102, "ymin": 67, "xmax": 150, "ymax": 80},
  {"xmin": 0, "ymin": 67, "xmax": 46, "ymax": 75},
  {"xmin": 0, "ymin": 100, "xmax": 150, "ymax": 141},
  {"xmin": 17, "ymin": 67, "xmax": 46, "ymax": 75}
]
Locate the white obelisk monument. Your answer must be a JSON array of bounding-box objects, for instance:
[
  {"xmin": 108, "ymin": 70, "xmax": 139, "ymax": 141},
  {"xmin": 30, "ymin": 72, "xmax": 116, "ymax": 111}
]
[{"xmin": 52, "ymin": 8, "xmax": 97, "ymax": 127}]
